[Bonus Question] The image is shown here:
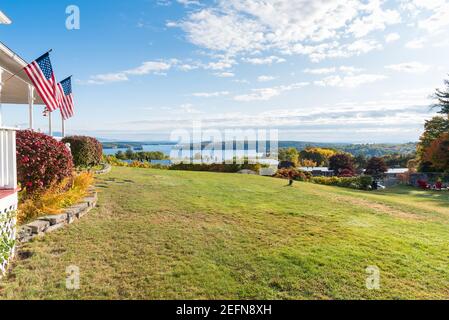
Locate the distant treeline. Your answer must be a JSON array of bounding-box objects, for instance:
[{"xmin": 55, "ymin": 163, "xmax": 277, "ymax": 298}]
[
  {"xmin": 278, "ymin": 141, "xmax": 417, "ymax": 157},
  {"xmin": 115, "ymin": 149, "xmax": 169, "ymax": 161}
]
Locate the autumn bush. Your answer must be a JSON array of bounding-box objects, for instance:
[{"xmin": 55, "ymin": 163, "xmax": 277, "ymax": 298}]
[
  {"xmin": 62, "ymin": 136, "xmax": 103, "ymax": 168},
  {"xmin": 274, "ymin": 168, "xmax": 311, "ymax": 181},
  {"xmin": 17, "ymin": 172, "xmax": 94, "ymax": 224},
  {"xmin": 17, "ymin": 130, "xmax": 74, "ymax": 194}
]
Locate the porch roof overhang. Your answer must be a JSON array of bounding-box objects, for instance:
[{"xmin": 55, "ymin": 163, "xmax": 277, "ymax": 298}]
[
  {"xmin": 0, "ymin": 11, "xmax": 11, "ymax": 24},
  {"xmin": 0, "ymin": 42, "xmax": 44, "ymax": 105}
]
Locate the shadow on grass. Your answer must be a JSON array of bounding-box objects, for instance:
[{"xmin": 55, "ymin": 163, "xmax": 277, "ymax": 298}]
[{"xmin": 374, "ymin": 186, "xmax": 449, "ymax": 207}]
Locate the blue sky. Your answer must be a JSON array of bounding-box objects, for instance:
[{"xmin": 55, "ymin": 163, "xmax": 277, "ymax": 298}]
[{"xmin": 1, "ymin": 0, "xmax": 449, "ymax": 142}]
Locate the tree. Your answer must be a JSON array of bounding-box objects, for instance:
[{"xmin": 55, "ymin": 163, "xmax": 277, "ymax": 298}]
[
  {"xmin": 432, "ymin": 77, "xmax": 449, "ymax": 117},
  {"xmin": 299, "ymin": 147, "xmax": 336, "ymax": 166},
  {"xmin": 329, "ymin": 153, "xmax": 355, "ymax": 176},
  {"xmin": 278, "ymin": 147, "xmax": 299, "ymax": 166},
  {"xmin": 301, "ymin": 159, "xmax": 318, "ymax": 167},
  {"xmin": 417, "ymin": 116, "xmax": 449, "ymax": 172},
  {"xmin": 354, "ymin": 154, "xmax": 368, "ymax": 171},
  {"xmin": 417, "ymin": 117, "xmax": 449, "ymax": 157},
  {"xmin": 115, "ymin": 150, "xmax": 125, "ymax": 160},
  {"xmin": 365, "ymin": 157, "xmax": 388, "ymax": 179},
  {"xmin": 423, "ymin": 133, "xmax": 449, "ymax": 172},
  {"xmin": 125, "ymin": 148, "xmax": 134, "ymax": 160}
]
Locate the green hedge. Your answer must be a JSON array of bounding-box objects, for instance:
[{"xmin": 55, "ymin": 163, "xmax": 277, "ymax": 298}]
[
  {"xmin": 62, "ymin": 136, "xmax": 103, "ymax": 168},
  {"xmin": 311, "ymin": 175, "xmax": 373, "ymax": 190}
]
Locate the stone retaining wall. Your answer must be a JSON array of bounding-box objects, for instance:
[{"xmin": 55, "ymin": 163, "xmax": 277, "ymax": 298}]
[
  {"xmin": 94, "ymin": 163, "xmax": 112, "ymax": 175},
  {"xmin": 17, "ymin": 188, "xmax": 98, "ymax": 243}
]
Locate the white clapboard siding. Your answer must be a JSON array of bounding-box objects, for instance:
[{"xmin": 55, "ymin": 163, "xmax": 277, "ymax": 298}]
[{"xmin": 0, "ymin": 127, "xmax": 17, "ymax": 190}]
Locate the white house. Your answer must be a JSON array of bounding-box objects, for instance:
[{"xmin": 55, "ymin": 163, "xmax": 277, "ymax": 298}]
[{"xmin": 0, "ymin": 11, "xmax": 45, "ymax": 274}]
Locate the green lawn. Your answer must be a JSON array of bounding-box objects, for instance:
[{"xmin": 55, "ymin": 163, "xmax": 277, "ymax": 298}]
[{"xmin": 1, "ymin": 167, "xmax": 448, "ymax": 299}]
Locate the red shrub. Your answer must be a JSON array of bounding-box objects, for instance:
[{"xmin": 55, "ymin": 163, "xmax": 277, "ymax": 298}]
[
  {"xmin": 339, "ymin": 168, "xmax": 355, "ymax": 177},
  {"xmin": 62, "ymin": 136, "xmax": 103, "ymax": 167},
  {"xmin": 16, "ymin": 130, "xmax": 74, "ymax": 193},
  {"xmin": 417, "ymin": 180, "xmax": 429, "ymax": 190}
]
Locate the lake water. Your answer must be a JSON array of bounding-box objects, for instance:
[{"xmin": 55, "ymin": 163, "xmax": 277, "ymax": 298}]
[{"xmin": 103, "ymin": 144, "xmax": 278, "ymax": 165}]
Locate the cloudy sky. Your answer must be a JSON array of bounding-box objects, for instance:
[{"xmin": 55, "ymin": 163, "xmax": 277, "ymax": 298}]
[{"xmin": 1, "ymin": 0, "xmax": 449, "ymax": 142}]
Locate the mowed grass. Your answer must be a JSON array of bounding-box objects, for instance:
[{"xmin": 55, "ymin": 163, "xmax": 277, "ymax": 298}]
[{"xmin": 1, "ymin": 167, "xmax": 449, "ymax": 299}]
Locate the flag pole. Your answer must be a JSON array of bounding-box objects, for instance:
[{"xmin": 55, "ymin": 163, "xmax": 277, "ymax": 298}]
[
  {"xmin": 2, "ymin": 49, "xmax": 53, "ymax": 84},
  {"xmin": 48, "ymin": 111, "xmax": 52, "ymax": 136},
  {"xmin": 62, "ymin": 118, "xmax": 65, "ymax": 138}
]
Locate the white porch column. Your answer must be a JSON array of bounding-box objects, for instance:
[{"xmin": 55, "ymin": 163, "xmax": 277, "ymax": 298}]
[{"xmin": 28, "ymin": 85, "xmax": 34, "ymax": 130}]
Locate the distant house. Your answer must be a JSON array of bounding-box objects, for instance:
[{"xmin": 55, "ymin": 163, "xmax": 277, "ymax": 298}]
[{"xmin": 384, "ymin": 168, "xmax": 409, "ymax": 177}]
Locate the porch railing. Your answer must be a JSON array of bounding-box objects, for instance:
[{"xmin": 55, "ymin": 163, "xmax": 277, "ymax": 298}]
[{"xmin": 0, "ymin": 127, "xmax": 17, "ymax": 190}]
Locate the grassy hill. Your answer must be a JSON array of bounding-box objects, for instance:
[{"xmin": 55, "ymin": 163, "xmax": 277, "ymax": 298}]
[{"xmin": 1, "ymin": 167, "xmax": 448, "ymax": 299}]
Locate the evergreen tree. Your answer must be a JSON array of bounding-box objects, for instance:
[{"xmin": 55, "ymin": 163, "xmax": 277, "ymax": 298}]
[{"xmin": 433, "ymin": 77, "xmax": 449, "ymax": 117}]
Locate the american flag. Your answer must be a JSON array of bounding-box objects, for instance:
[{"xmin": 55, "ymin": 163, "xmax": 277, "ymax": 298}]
[
  {"xmin": 57, "ymin": 76, "xmax": 74, "ymax": 120},
  {"xmin": 24, "ymin": 53, "xmax": 59, "ymax": 112}
]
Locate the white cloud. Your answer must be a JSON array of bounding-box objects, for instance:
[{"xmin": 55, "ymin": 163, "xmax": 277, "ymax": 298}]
[
  {"xmin": 401, "ymin": 0, "xmax": 449, "ymax": 33},
  {"xmin": 232, "ymin": 79, "xmax": 250, "ymax": 84},
  {"xmin": 257, "ymin": 75, "xmax": 276, "ymax": 82},
  {"xmin": 290, "ymin": 39, "xmax": 383, "ymax": 62},
  {"xmin": 242, "ymin": 56, "xmax": 286, "ymax": 65},
  {"xmin": 124, "ymin": 61, "xmax": 172, "ymax": 75},
  {"xmin": 173, "ymin": 0, "xmax": 399, "ymax": 62},
  {"xmin": 204, "ymin": 57, "xmax": 237, "ymax": 70},
  {"xmin": 192, "ymin": 91, "xmax": 230, "ymax": 97},
  {"xmin": 85, "ymin": 60, "xmax": 173, "ymax": 84},
  {"xmin": 87, "ymin": 73, "xmax": 129, "ymax": 85},
  {"xmin": 339, "ymin": 65, "xmax": 364, "ymax": 74},
  {"xmin": 214, "ymin": 72, "xmax": 235, "ymax": 77},
  {"xmin": 348, "ymin": 3, "xmax": 401, "ymax": 38},
  {"xmin": 405, "ymin": 38, "xmax": 425, "ymax": 49},
  {"xmin": 304, "ymin": 67, "xmax": 336, "ymax": 75},
  {"xmin": 304, "ymin": 66, "xmax": 364, "ymax": 76},
  {"xmin": 315, "ymin": 74, "xmax": 387, "ymax": 88},
  {"xmin": 177, "ymin": 0, "xmax": 201, "ymax": 6},
  {"xmin": 385, "ymin": 61, "xmax": 431, "ymax": 73},
  {"xmin": 178, "ymin": 63, "xmax": 199, "ymax": 71},
  {"xmin": 178, "ymin": 103, "xmax": 202, "ymax": 114},
  {"xmin": 385, "ymin": 32, "xmax": 400, "ymax": 43},
  {"xmin": 234, "ymin": 82, "xmax": 309, "ymax": 101}
]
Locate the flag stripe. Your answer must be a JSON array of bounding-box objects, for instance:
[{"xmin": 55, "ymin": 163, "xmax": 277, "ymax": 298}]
[
  {"xmin": 23, "ymin": 54, "xmax": 59, "ymax": 112},
  {"xmin": 24, "ymin": 64, "xmax": 56, "ymax": 110},
  {"xmin": 24, "ymin": 58, "xmax": 59, "ymax": 111},
  {"xmin": 57, "ymin": 81, "xmax": 74, "ymax": 120}
]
